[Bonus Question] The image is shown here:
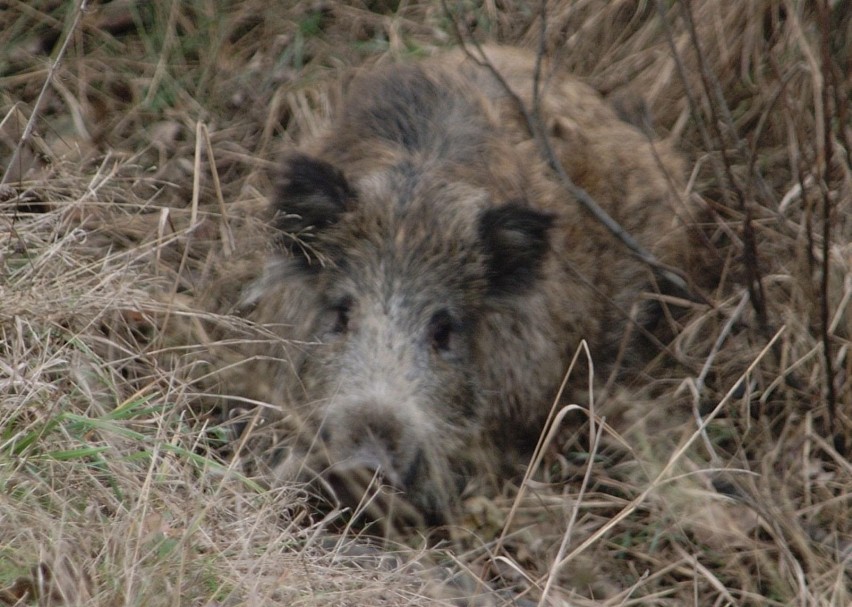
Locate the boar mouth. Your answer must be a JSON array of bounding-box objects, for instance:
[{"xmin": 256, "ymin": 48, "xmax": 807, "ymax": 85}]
[
  {"xmin": 313, "ymin": 447, "xmax": 449, "ymax": 531},
  {"xmin": 319, "ymin": 465, "xmax": 428, "ymax": 531},
  {"xmin": 254, "ymin": 417, "xmax": 457, "ymax": 532}
]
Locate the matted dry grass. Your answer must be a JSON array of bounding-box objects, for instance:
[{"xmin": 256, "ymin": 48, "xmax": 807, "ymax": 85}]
[{"xmin": 1, "ymin": 1, "xmax": 849, "ymax": 605}]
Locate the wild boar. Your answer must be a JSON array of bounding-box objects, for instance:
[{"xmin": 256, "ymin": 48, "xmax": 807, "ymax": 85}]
[{"xmin": 239, "ymin": 46, "xmax": 693, "ymax": 525}]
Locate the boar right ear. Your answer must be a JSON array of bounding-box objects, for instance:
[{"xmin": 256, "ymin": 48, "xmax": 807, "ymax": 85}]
[
  {"xmin": 271, "ymin": 153, "xmax": 355, "ymax": 259},
  {"xmin": 479, "ymin": 202, "xmax": 554, "ymax": 295}
]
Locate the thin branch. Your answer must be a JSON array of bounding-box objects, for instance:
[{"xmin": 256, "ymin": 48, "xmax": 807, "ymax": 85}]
[
  {"xmin": 816, "ymin": 0, "xmax": 841, "ymax": 453},
  {"xmin": 531, "ymin": 0, "xmax": 547, "ymax": 114},
  {"xmin": 440, "ymin": 0, "xmax": 691, "ymax": 297},
  {"xmin": 676, "ymin": 0, "xmax": 768, "ymax": 329}
]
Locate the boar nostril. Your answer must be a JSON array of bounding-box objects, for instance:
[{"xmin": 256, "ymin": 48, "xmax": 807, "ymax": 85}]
[{"xmin": 338, "ymin": 406, "xmax": 402, "ymax": 455}]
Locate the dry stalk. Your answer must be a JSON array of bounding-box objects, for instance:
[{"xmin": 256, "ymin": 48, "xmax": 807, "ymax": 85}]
[
  {"xmin": 537, "ymin": 400, "xmax": 605, "ymax": 606},
  {"xmin": 1, "ymin": 0, "xmax": 88, "ymax": 186},
  {"xmin": 541, "ymin": 325, "xmax": 785, "ymax": 578},
  {"xmin": 492, "ymin": 339, "xmax": 605, "ymax": 564}
]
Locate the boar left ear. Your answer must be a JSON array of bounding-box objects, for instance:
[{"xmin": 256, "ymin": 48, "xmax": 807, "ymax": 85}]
[
  {"xmin": 271, "ymin": 153, "xmax": 356, "ymax": 258},
  {"xmin": 479, "ymin": 202, "xmax": 554, "ymax": 294}
]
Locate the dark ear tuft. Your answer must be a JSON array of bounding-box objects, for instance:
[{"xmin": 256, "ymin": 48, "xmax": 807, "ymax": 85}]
[
  {"xmin": 479, "ymin": 203, "xmax": 554, "ymax": 294},
  {"xmin": 271, "ymin": 154, "xmax": 355, "ymax": 260}
]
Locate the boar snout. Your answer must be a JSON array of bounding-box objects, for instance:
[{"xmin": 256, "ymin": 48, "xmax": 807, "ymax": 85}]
[
  {"xmin": 326, "ymin": 406, "xmax": 405, "ymax": 478},
  {"xmin": 316, "ymin": 404, "xmax": 439, "ymax": 527}
]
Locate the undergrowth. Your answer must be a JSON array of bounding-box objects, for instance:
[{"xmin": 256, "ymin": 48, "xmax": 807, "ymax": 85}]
[{"xmin": 1, "ymin": 1, "xmax": 849, "ymax": 605}]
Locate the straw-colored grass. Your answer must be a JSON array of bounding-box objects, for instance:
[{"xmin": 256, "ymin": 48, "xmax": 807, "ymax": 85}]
[{"xmin": 2, "ymin": 1, "xmax": 849, "ymax": 605}]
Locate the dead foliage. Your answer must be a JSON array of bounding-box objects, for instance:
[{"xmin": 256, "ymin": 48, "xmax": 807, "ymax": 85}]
[{"xmin": 1, "ymin": 1, "xmax": 849, "ymax": 605}]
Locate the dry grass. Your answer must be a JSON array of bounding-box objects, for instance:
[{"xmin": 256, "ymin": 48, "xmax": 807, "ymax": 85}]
[{"xmin": 1, "ymin": 1, "xmax": 850, "ymax": 605}]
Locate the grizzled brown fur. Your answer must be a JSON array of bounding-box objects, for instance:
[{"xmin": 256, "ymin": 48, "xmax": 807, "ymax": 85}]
[{"xmin": 240, "ymin": 47, "xmax": 694, "ymax": 523}]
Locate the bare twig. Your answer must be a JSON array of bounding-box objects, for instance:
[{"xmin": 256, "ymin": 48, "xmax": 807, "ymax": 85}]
[
  {"xmin": 440, "ymin": 0, "xmax": 692, "ymax": 298},
  {"xmin": 815, "ymin": 0, "xmax": 841, "ymax": 453},
  {"xmin": 531, "ymin": 0, "xmax": 547, "ymax": 114},
  {"xmin": 676, "ymin": 0, "xmax": 768, "ymax": 329}
]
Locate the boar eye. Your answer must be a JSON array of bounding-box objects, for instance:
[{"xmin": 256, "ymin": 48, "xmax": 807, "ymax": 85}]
[
  {"xmin": 428, "ymin": 310, "xmax": 455, "ymax": 354},
  {"xmin": 330, "ymin": 296, "xmax": 353, "ymax": 334}
]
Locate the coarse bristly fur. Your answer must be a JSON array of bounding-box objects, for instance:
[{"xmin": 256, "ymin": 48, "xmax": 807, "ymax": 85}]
[{"xmin": 236, "ymin": 46, "xmax": 698, "ymax": 525}]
